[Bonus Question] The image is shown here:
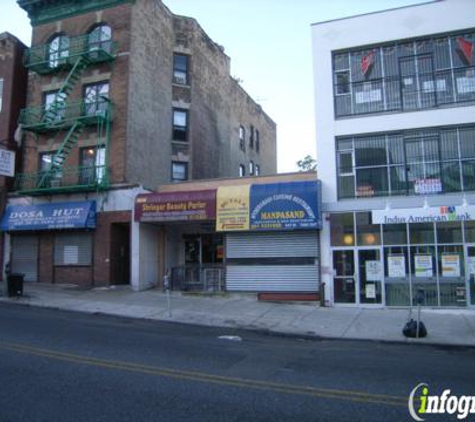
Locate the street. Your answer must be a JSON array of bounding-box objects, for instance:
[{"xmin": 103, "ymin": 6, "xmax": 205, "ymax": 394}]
[{"xmin": 0, "ymin": 303, "xmax": 473, "ymax": 422}]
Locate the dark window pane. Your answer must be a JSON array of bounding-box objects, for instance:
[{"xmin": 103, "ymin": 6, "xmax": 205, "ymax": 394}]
[
  {"xmin": 383, "ymin": 224, "xmax": 408, "ymax": 245},
  {"xmin": 437, "ymin": 222, "xmax": 462, "ymax": 243},
  {"xmin": 410, "ymin": 223, "xmax": 434, "ymax": 244}
]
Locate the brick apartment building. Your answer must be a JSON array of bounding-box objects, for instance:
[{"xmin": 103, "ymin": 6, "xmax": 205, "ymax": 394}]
[
  {"xmin": 0, "ymin": 32, "xmax": 28, "ymax": 281},
  {"xmin": 1, "ymin": 0, "xmax": 276, "ymax": 288}
]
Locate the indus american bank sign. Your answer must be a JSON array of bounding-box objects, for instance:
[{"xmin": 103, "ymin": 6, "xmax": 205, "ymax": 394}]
[{"xmin": 372, "ymin": 206, "xmax": 475, "ymax": 225}]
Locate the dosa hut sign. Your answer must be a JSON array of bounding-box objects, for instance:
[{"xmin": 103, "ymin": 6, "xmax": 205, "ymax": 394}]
[{"xmin": 134, "ymin": 190, "xmax": 216, "ymax": 222}]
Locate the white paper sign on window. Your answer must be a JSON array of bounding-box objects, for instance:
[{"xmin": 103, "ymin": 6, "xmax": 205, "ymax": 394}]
[
  {"xmin": 355, "ymin": 89, "xmax": 382, "ymax": 104},
  {"xmin": 388, "ymin": 255, "xmax": 406, "ymax": 278},
  {"xmin": 467, "ymin": 257, "xmax": 475, "ymax": 276},
  {"xmin": 365, "ymin": 283, "xmax": 376, "ymax": 299},
  {"xmin": 415, "ymin": 254, "xmax": 433, "ymax": 278},
  {"xmin": 365, "ymin": 260, "xmax": 382, "ymax": 281},
  {"xmin": 441, "ymin": 254, "xmax": 460, "ymax": 277},
  {"xmin": 423, "ymin": 79, "xmax": 446, "ymax": 93}
]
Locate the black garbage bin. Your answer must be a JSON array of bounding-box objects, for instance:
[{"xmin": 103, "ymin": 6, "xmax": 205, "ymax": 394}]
[{"xmin": 7, "ymin": 273, "xmax": 24, "ymax": 297}]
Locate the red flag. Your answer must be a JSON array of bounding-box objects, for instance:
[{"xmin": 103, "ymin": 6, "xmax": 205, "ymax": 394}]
[
  {"xmin": 361, "ymin": 51, "xmax": 374, "ymax": 76},
  {"xmin": 457, "ymin": 37, "xmax": 473, "ymax": 65}
]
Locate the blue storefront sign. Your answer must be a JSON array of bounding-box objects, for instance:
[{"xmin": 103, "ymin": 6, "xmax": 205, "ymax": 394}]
[
  {"xmin": 0, "ymin": 201, "xmax": 97, "ymax": 231},
  {"xmin": 250, "ymin": 181, "xmax": 321, "ymax": 231}
]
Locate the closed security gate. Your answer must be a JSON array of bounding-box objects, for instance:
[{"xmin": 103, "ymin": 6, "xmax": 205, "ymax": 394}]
[
  {"xmin": 226, "ymin": 231, "xmax": 320, "ymax": 292},
  {"xmin": 11, "ymin": 235, "xmax": 39, "ymax": 282}
]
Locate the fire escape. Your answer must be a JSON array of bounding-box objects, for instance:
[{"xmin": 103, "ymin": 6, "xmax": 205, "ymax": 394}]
[{"xmin": 14, "ymin": 34, "xmax": 115, "ymax": 195}]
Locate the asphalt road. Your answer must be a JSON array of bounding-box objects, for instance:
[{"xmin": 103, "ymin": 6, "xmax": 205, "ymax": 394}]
[{"xmin": 0, "ymin": 303, "xmax": 473, "ymax": 422}]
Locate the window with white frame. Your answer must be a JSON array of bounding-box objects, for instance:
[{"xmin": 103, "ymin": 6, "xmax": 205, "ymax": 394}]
[
  {"xmin": 88, "ymin": 24, "xmax": 112, "ymax": 53},
  {"xmin": 79, "ymin": 146, "xmax": 106, "ymax": 185},
  {"xmin": 172, "ymin": 161, "xmax": 188, "ymax": 182},
  {"xmin": 43, "ymin": 90, "xmax": 66, "ymax": 122},
  {"xmin": 255, "ymin": 164, "xmax": 260, "ymax": 176},
  {"xmin": 48, "ymin": 34, "xmax": 69, "ymax": 68},
  {"xmin": 173, "ymin": 53, "xmax": 189, "ymax": 85},
  {"xmin": 84, "ymin": 82, "xmax": 109, "ymax": 117},
  {"xmin": 249, "ymin": 160, "xmax": 255, "ymax": 176},
  {"xmin": 173, "ymin": 109, "xmax": 188, "ymax": 141},
  {"xmin": 239, "ymin": 164, "xmax": 245, "ymax": 177}
]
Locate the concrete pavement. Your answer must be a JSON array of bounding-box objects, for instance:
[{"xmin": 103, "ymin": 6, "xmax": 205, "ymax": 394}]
[{"xmin": 1, "ymin": 282, "xmax": 475, "ymax": 347}]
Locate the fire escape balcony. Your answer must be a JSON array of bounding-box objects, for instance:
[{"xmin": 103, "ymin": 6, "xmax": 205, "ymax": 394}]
[
  {"xmin": 14, "ymin": 165, "xmax": 110, "ymax": 195},
  {"xmin": 24, "ymin": 34, "xmax": 117, "ymax": 75},
  {"xmin": 18, "ymin": 99, "xmax": 113, "ymax": 133}
]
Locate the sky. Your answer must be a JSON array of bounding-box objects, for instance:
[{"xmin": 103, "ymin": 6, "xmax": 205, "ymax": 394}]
[{"xmin": 0, "ymin": 0, "xmax": 424, "ymax": 173}]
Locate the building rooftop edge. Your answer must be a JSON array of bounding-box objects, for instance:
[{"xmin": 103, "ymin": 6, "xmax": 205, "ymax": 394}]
[{"xmin": 310, "ymin": 0, "xmax": 440, "ymax": 27}]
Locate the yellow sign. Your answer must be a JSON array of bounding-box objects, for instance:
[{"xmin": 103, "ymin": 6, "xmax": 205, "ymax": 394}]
[{"xmin": 216, "ymin": 185, "xmax": 250, "ymax": 231}]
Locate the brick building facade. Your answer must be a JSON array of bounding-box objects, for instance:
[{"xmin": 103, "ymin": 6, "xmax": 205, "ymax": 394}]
[{"xmin": 2, "ymin": 0, "xmax": 276, "ymax": 288}]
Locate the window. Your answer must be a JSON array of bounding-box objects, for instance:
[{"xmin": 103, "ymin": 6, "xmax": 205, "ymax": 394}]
[
  {"xmin": 239, "ymin": 164, "xmax": 246, "ymax": 177},
  {"xmin": 54, "ymin": 233, "xmax": 93, "ymax": 266},
  {"xmin": 336, "ymin": 124, "xmax": 475, "ymax": 199},
  {"xmin": 173, "ymin": 109, "xmax": 188, "ymax": 141},
  {"xmin": 79, "ymin": 146, "xmax": 106, "ymax": 185},
  {"xmin": 173, "ymin": 54, "xmax": 189, "ymax": 85},
  {"xmin": 249, "ymin": 160, "xmax": 255, "ymax": 176},
  {"xmin": 43, "ymin": 90, "xmax": 66, "ymax": 122},
  {"xmin": 239, "ymin": 126, "xmax": 245, "ymax": 151},
  {"xmin": 88, "ymin": 24, "xmax": 112, "ymax": 53},
  {"xmin": 39, "ymin": 152, "xmax": 62, "ymax": 187},
  {"xmin": 84, "ymin": 82, "xmax": 109, "ymax": 116},
  {"xmin": 255, "ymin": 164, "xmax": 260, "ymax": 176},
  {"xmin": 0, "ymin": 78, "xmax": 3, "ymax": 113},
  {"xmin": 255, "ymin": 129, "xmax": 260, "ymax": 152},
  {"xmin": 333, "ymin": 30, "xmax": 475, "ymax": 117},
  {"xmin": 172, "ymin": 161, "xmax": 188, "ymax": 182},
  {"xmin": 48, "ymin": 34, "xmax": 69, "ymax": 68},
  {"xmin": 249, "ymin": 125, "xmax": 254, "ymax": 149}
]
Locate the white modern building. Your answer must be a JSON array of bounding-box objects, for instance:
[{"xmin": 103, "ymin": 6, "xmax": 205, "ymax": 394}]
[{"xmin": 312, "ymin": 0, "xmax": 475, "ymax": 307}]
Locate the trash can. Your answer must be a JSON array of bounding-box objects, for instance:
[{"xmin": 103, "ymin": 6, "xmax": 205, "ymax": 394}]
[{"xmin": 7, "ymin": 273, "xmax": 24, "ymax": 297}]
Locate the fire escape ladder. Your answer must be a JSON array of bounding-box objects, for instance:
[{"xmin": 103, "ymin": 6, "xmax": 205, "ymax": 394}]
[
  {"xmin": 42, "ymin": 55, "xmax": 91, "ymax": 124},
  {"xmin": 37, "ymin": 121, "xmax": 85, "ymax": 188}
]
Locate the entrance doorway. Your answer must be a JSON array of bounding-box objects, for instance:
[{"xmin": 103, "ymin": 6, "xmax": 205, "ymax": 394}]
[
  {"xmin": 333, "ymin": 248, "xmax": 383, "ymax": 305},
  {"xmin": 466, "ymin": 245, "xmax": 475, "ymax": 306},
  {"xmin": 110, "ymin": 223, "xmax": 130, "ymax": 285}
]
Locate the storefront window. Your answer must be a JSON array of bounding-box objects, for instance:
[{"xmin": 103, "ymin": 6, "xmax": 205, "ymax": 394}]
[
  {"xmin": 410, "ymin": 245, "xmax": 438, "ymax": 306},
  {"xmin": 464, "ymin": 221, "xmax": 475, "ymax": 243},
  {"xmin": 356, "ymin": 212, "xmax": 381, "ymax": 245},
  {"xmin": 383, "ymin": 223, "xmax": 407, "ymax": 245},
  {"xmin": 410, "ymin": 223, "xmax": 435, "ymax": 244},
  {"xmin": 384, "ymin": 246, "xmax": 410, "ymax": 306},
  {"xmin": 437, "ymin": 221, "xmax": 462, "ymax": 244},
  {"xmin": 330, "ymin": 213, "xmax": 354, "ymax": 246},
  {"xmin": 437, "ymin": 245, "xmax": 465, "ymax": 307}
]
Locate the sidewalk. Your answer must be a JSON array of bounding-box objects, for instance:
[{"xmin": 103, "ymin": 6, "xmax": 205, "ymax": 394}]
[{"xmin": 2, "ymin": 282, "xmax": 475, "ymax": 347}]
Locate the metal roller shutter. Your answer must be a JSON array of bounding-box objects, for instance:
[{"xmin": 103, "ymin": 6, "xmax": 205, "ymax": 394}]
[
  {"xmin": 226, "ymin": 232, "xmax": 319, "ymax": 258},
  {"xmin": 225, "ymin": 231, "xmax": 320, "ymax": 292},
  {"xmin": 227, "ymin": 265, "xmax": 318, "ymax": 292},
  {"xmin": 11, "ymin": 235, "xmax": 39, "ymax": 282},
  {"xmin": 54, "ymin": 233, "xmax": 93, "ymax": 266}
]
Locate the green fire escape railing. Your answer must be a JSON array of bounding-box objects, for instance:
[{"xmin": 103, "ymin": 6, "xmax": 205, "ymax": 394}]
[{"xmin": 24, "ymin": 34, "xmax": 117, "ymax": 74}]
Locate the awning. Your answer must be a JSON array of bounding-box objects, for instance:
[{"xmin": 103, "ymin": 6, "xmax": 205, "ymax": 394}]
[
  {"xmin": 0, "ymin": 201, "xmax": 97, "ymax": 231},
  {"xmin": 135, "ymin": 190, "xmax": 216, "ymax": 223}
]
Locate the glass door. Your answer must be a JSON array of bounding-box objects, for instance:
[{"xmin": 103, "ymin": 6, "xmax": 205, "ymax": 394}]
[
  {"xmin": 333, "ymin": 250, "xmax": 356, "ymax": 304},
  {"xmin": 466, "ymin": 245, "xmax": 475, "ymax": 306},
  {"xmin": 358, "ymin": 249, "xmax": 383, "ymax": 305}
]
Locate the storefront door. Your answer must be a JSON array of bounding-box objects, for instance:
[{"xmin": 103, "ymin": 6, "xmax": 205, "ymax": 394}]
[
  {"xmin": 466, "ymin": 245, "xmax": 475, "ymax": 306},
  {"xmin": 358, "ymin": 249, "xmax": 383, "ymax": 305},
  {"xmin": 333, "ymin": 250, "xmax": 356, "ymax": 304}
]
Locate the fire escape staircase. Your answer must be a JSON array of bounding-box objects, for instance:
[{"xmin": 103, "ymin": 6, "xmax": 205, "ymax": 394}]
[{"xmin": 15, "ymin": 48, "xmax": 113, "ymax": 195}]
